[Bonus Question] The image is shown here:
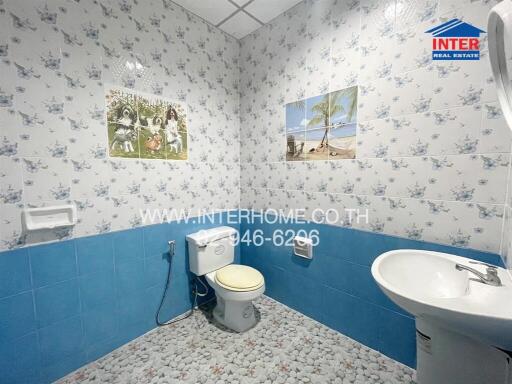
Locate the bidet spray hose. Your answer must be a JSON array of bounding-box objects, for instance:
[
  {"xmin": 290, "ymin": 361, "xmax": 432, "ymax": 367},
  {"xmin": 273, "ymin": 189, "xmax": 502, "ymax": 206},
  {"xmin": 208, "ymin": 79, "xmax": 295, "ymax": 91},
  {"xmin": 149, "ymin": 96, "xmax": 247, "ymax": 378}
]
[{"xmin": 155, "ymin": 240, "xmax": 209, "ymax": 326}]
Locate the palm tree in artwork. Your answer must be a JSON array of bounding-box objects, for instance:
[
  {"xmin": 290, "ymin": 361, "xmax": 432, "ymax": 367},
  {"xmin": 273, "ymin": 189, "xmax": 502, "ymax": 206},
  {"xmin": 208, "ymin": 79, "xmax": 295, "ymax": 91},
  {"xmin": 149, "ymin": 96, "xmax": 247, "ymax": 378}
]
[{"xmin": 308, "ymin": 87, "xmax": 357, "ymax": 152}]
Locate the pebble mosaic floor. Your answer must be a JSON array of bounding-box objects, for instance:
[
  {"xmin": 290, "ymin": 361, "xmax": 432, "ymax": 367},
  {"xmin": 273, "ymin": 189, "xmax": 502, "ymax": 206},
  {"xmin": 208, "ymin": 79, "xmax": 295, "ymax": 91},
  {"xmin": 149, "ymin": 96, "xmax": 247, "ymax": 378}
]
[{"xmin": 58, "ymin": 296, "xmax": 416, "ymax": 384}]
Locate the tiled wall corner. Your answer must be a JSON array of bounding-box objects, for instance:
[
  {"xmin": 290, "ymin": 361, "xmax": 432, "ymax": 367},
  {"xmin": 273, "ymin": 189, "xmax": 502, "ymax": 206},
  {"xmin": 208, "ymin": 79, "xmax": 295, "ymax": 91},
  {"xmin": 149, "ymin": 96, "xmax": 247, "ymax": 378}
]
[
  {"xmin": 241, "ymin": 217, "xmax": 503, "ymax": 368},
  {"xmin": 0, "ymin": 0, "xmax": 241, "ymax": 251},
  {"xmin": 239, "ymin": 0, "xmax": 511, "ymax": 253}
]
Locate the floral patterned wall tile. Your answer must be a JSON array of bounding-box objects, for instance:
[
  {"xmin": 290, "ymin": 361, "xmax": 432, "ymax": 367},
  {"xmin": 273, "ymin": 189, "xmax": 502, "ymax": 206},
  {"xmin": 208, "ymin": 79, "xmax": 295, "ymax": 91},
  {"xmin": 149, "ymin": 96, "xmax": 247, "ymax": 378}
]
[
  {"xmin": 239, "ymin": 0, "xmax": 511, "ymax": 254},
  {"xmin": 0, "ymin": 0, "xmax": 239, "ymax": 251},
  {"xmin": 357, "ymin": 103, "xmax": 511, "ymax": 158}
]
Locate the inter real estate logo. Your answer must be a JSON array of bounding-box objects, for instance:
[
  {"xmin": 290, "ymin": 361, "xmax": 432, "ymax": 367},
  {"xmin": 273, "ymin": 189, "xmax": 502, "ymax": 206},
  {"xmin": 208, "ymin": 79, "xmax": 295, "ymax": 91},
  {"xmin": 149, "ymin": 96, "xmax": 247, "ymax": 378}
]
[{"xmin": 425, "ymin": 18, "xmax": 485, "ymax": 61}]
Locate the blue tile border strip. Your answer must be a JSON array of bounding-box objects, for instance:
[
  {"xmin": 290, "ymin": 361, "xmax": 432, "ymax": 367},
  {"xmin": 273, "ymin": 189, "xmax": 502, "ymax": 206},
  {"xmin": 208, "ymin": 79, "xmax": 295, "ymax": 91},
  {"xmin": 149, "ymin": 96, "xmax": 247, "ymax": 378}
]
[
  {"xmin": 0, "ymin": 210, "xmax": 502, "ymax": 382},
  {"xmin": 240, "ymin": 215, "xmax": 502, "ymax": 368},
  {"xmin": 0, "ymin": 211, "xmax": 240, "ymax": 384}
]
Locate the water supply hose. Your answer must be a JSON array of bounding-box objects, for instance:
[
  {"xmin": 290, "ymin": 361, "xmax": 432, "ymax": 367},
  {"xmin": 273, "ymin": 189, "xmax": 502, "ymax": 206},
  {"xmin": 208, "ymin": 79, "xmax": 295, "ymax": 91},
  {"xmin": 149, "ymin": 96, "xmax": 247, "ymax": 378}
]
[{"xmin": 156, "ymin": 240, "xmax": 209, "ymax": 326}]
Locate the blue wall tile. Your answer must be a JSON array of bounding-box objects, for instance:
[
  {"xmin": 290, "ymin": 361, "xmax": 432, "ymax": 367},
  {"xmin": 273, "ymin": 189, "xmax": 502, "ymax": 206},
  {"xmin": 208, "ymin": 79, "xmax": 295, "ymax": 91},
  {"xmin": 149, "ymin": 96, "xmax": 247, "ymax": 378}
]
[
  {"xmin": 0, "ymin": 211, "xmax": 497, "ymax": 382},
  {"xmin": 35, "ymin": 279, "xmax": 80, "ymax": 328},
  {"xmin": 321, "ymin": 285, "xmax": 359, "ymax": 336},
  {"xmin": 41, "ymin": 350, "xmax": 88, "ymax": 384},
  {"xmin": 346, "ymin": 299, "xmax": 382, "ymax": 350},
  {"xmin": 315, "ymin": 255, "xmax": 353, "ymax": 294},
  {"xmin": 115, "ymin": 319, "xmax": 152, "ymax": 346},
  {"xmin": 30, "ymin": 240, "xmax": 77, "ymax": 288},
  {"xmin": 117, "ymin": 289, "xmax": 151, "ymax": 328},
  {"xmin": 79, "ymin": 270, "xmax": 116, "ymax": 311},
  {"xmin": 0, "ymin": 331, "xmax": 41, "ymax": 384},
  {"xmin": 115, "ymin": 257, "xmax": 146, "ymax": 295},
  {"xmin": 145, "ymin": 253, "xmax": 171, "ymax": 288},
  {"xmin": 0, "ymin": 216, "xmax": 241, "ymax": 383},
  {"xmin": 76, "ymin": 234, "xmax": 114, "ymax": 276},
  {"xmin": 112, "ymin": 228, "xmax": 144, "ymax": 264},
  {"xmin": 0, "ymin": 291, "xmax": 36, "ymax": 341},
  {"xmin": 281, "ymin": 271, "xmax": 323, "ymax": 322},
  {"xmin": 260, "ymin": 264, "xmax": 288, "ymax": 304},
  {"xmin": 143, "ymin": 224, "xmax": 171, "ymax": 258},
  {"xmin": 83, "ymin": 304, "xmax": 118, "ymax": 346},
  {"xmin": 147, "ymin": 272, "xmax": 192, "ymax": 325},
  {"xmin": 348, "ymin": 262, "xmax": 406, "ymax": 314},
  {"xmin": 14, "ymin": 332, "xmax": 41, "ymax": 384},
  {"xmin": 322, "ymin": 287, "xmax": 383, "ymax": 351},
  {"xmin": 86, "ymin": 336, "xmax": 124, "ymax": 363},
  {"xmin": 378, "ymin": 308, "xmax": 417, "ymax": 368},
  {"xmin": 38, "ymin": 316, "xmax": 84, "ymax": 366},
  {"xmin": 0, "ymin": 248, "xmax": 32, "ymax": 298}
]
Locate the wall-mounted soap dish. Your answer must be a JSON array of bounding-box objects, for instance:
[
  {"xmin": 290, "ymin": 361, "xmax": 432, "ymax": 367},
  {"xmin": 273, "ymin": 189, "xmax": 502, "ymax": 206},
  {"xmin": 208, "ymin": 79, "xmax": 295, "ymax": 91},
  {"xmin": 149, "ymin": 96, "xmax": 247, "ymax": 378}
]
[{"xmin": 22, "ymin": 204, "xmax": 77, "ymax": 231}]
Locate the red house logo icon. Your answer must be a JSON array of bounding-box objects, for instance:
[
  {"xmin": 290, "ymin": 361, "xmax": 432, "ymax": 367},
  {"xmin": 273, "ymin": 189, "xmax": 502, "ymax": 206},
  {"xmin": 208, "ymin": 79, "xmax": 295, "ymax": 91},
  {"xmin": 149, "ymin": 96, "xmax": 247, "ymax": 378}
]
[{"xmin": 425, "ymin": 19, "xmax": 486, "ymax": 61}]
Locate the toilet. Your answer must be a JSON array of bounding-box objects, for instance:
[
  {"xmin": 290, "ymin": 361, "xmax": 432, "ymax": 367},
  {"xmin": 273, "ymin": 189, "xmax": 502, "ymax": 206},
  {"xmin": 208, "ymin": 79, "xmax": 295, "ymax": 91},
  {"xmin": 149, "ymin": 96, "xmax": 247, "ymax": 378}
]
[{"xmin": 187, "ymin": 226, "xmax": 265, "ymax": 332}]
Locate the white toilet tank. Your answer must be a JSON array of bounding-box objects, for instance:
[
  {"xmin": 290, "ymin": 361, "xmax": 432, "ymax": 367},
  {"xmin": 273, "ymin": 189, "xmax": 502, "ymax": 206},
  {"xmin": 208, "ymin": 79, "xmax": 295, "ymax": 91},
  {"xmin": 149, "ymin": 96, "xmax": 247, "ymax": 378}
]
[{"xmin": 186, "ymin": 226, "xmax": 237, "ymax": 276}]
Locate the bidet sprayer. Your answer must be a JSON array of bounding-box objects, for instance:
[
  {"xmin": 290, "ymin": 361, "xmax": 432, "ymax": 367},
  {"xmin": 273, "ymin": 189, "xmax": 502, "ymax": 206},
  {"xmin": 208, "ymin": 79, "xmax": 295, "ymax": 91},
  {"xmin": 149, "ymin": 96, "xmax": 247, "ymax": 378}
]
[{"xmin": 168, "ymin": 240, "xmax": 175, "ymax": 257}]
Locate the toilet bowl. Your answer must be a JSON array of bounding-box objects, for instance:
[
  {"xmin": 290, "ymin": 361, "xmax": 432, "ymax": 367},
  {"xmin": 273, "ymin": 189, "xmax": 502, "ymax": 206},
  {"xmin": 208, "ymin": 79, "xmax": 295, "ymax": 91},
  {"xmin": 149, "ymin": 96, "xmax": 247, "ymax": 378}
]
[
  {"xmin": 186, "ymin": 226, "xmax": 265, "ymax": 332},
  {"xmin": 205, "ymin": 264, "xmax": 265, "ymax": 332}
]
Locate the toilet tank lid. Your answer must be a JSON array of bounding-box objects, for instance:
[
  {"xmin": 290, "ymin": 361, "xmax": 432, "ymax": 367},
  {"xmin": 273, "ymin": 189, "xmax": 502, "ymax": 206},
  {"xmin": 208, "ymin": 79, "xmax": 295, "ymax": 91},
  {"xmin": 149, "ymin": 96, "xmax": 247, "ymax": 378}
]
[{"xmin": 186, "ymin": 226, "xmax": 237, "ymax": 246}]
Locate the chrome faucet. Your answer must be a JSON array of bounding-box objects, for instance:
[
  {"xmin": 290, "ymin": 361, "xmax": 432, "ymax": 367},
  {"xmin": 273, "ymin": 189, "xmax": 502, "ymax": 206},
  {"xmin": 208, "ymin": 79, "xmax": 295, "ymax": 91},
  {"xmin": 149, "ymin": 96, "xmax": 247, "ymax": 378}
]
[{"xmin": 455, "ymin": 261, "xmax": 502, "ymax": 287}]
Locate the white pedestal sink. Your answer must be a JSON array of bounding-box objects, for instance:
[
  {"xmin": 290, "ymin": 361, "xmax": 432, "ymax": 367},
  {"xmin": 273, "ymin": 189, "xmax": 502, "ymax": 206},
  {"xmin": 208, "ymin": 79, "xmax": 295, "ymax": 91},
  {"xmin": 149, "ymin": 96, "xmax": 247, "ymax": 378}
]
[{"xmin": 371, "ymin": 249, "xmax": 512, "ymax": 384}]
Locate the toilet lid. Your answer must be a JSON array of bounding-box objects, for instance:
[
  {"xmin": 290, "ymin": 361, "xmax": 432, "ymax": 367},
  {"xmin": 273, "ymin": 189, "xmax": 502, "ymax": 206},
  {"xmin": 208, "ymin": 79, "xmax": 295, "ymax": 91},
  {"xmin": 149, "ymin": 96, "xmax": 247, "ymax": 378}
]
[{"xmin": 215, "ymin": 265, "xmax": 264, "ymax": 291}]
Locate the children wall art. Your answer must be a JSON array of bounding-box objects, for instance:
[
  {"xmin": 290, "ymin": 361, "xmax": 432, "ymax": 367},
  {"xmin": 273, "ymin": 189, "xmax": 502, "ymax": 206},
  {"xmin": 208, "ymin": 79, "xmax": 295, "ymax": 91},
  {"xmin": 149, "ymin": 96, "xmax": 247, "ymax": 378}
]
[{"xmin": 105, "ymin": 86, "xmax": 188, "ymax": 160}]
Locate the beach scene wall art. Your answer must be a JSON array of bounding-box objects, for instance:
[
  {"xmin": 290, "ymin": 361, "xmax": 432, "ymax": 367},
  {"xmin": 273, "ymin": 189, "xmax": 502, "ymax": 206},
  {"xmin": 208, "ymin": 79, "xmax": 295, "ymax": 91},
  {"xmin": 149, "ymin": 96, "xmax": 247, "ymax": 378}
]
[
  {"xmin": 105, "ymin": 86, "xmax": 188, "ymax": 160},
  {"xmin": 286, "ymin": 86, "xmax": 357, "ymax": 161}
]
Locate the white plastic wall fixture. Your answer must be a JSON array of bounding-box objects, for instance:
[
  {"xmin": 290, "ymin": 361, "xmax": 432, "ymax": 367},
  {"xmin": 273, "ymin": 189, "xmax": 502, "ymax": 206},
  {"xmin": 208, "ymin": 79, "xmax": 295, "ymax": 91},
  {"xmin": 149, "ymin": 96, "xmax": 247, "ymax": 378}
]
[
  {"xmin": 293, "ymin": 236, "xmax": 313, "ymax": 259},
  {"xmin": 488, "ymin": 1, "xmax": 512, "ymax": 132},
  {"xmin": 22, "ymin": 204, "xmax": 77, "ymax": 231}
]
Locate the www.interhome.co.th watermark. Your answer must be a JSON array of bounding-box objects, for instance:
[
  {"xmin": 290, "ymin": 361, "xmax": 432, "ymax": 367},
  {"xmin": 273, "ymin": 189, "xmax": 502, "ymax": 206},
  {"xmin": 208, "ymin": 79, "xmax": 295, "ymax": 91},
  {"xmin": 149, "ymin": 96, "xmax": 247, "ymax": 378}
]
[
  {"xmin": 139, "ymin": 208, "xmax": 369, "ymax": 226},
  {"xmin": 139, "ymin": 208, "xmax": 370, "ymax": 247}
]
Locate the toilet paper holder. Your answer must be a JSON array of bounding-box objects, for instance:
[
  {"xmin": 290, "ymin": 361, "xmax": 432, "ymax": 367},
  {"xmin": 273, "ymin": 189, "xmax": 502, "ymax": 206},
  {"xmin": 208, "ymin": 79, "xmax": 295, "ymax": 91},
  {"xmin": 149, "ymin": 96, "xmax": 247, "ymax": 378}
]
[{"xmin": 293, "ymin": 236, "xmax": 313, "ymax": 259}]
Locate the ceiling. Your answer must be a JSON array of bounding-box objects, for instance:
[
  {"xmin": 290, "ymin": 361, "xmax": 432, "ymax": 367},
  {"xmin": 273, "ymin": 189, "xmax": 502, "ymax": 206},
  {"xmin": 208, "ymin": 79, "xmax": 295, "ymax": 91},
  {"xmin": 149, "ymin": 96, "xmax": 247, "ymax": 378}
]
[{"xmin": 172, "ymin": 0, "xmax": 303, "ymax": 39}]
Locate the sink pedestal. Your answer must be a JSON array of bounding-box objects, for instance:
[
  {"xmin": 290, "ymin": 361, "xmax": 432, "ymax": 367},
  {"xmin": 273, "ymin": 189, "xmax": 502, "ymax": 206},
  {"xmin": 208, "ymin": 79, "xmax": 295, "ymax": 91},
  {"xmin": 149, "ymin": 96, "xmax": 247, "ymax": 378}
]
[
  {"xmin": 372, "ymin": 250, "xmax": 512, "ymax": 383},
  {"xmin": 416, "ymin": 319, "xmax": 512, "ymax": 384}
]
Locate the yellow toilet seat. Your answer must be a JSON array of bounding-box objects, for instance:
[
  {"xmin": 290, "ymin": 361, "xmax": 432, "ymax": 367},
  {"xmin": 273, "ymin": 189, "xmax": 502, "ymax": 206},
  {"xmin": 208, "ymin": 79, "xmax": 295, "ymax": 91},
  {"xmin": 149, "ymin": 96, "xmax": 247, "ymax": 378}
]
[{"xmin": 215, "ymin": 265, "xmax": 264, "ymax": 292}]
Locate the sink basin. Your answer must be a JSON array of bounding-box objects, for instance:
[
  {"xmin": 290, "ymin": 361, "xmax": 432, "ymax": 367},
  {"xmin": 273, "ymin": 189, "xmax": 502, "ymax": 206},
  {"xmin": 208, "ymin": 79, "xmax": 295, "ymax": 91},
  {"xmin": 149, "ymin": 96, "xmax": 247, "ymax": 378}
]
[
  {"xmin": 372, "ymin": 249, "xmax": 512, "ymax": 350},
  {"xmin": 372, "ymin": 250, "xmax": 512, "ymax": 384},
  {"xmin": 377, "ymin": 250, "xmax": 470, "ymax": 300}
]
